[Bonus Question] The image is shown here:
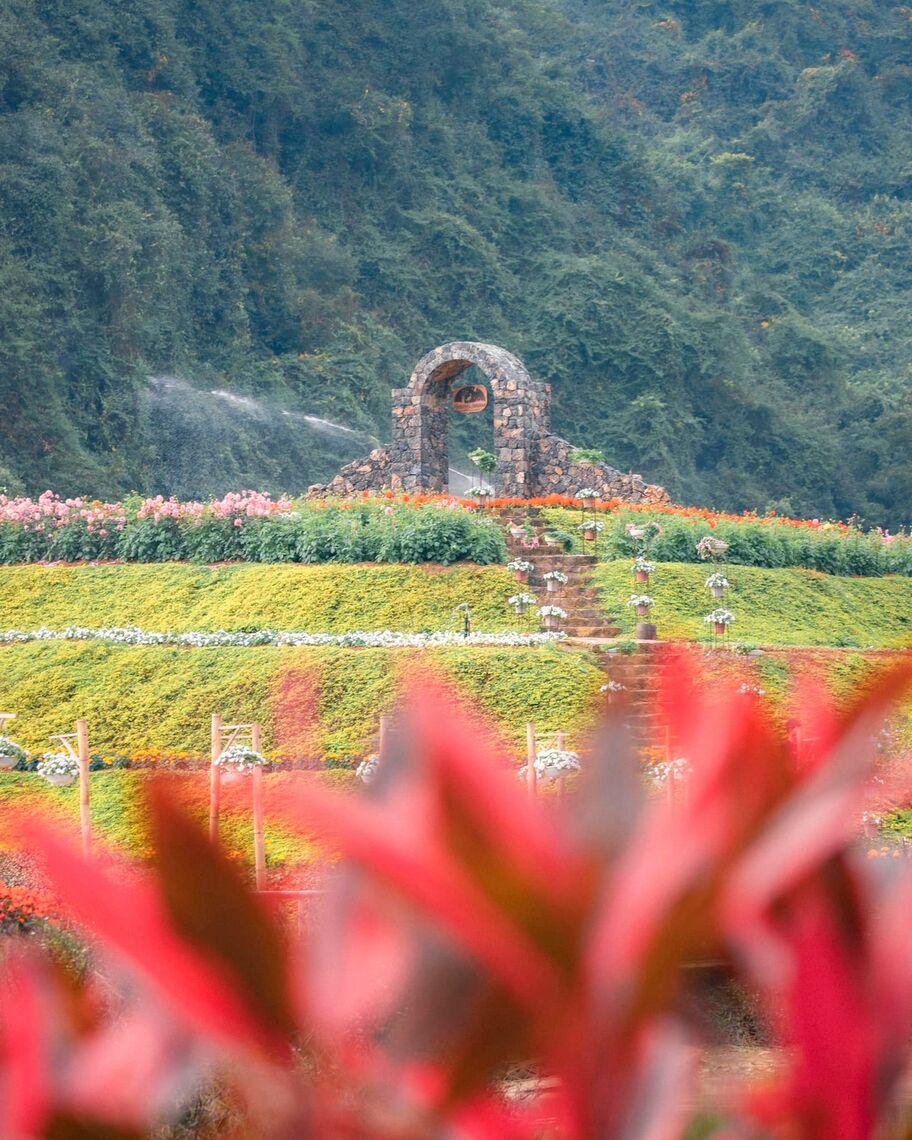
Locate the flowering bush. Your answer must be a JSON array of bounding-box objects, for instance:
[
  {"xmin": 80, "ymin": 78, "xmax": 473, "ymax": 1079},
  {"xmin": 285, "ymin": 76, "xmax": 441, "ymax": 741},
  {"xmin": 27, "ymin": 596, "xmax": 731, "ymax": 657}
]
[
  {"xmin": 0, "ymin": 884, "xmax": 61, "ymax": 930},
  {"xmin": 632, "ymin": 556, "xmax": 656, "ymax": 574},
  {"xmin": 704, "ymin": 571, "xmax": 730, "ymax": 589},
  {"xmin": 627, "ymin": 594, "xmax": 654, "ymax": 608},
  {"xmin": 466, "ymin": 486, "xmax": 494, "ymax": 498},
  {"xmin": 705, "ymin": 607, "xmax": 736, "ymax": 626},
  {"xmin": 542, "ymin": 570, "xmax": 568, "ymax": 584},
  {"xmin": 36, "ymin": 751, "xmax": 79, "ymax": 782},
  {"xmin": 538, "ymin": 604, "xmax": 567, "ymax": 620},
  {"xmin": 6, "ymin": 658, "xmax": 912, "ymax": 1136},
  {"xmin": 506, "ymin": 558, "xmax": 534, "ymax": 573},
  {"xmin": 0, "ymin": 492, "xmax": 507, "ymax": 566},
  {"xmin": 576, "ymin": 487, "xmax": 599, "ymax": 499},
  {"xmin": 216, "ymin": 745, "xmax": 268, "ymax": 774},
  {"xmin": 577, "ymin": 519, "xmax": 604, "ymax": 533}
]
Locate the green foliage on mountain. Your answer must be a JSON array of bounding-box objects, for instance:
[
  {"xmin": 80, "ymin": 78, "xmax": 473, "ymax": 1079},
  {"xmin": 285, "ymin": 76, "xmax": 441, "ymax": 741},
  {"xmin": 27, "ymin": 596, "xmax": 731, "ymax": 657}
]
[{"xmin": 1, "ymin": 0, "xmax": 910, "ymax": 521}]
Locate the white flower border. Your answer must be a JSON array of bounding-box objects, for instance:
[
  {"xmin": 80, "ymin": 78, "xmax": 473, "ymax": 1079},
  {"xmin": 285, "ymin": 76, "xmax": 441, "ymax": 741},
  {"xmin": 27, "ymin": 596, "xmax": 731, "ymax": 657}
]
[{"xmin": 0, "ymin": 625, "xmax": 567, "ymax": 649}]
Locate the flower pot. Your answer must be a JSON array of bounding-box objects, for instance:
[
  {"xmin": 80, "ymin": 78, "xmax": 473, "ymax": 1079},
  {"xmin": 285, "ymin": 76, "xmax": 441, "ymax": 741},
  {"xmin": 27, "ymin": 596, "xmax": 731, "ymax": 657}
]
[
  {"xmin": 712, "ymin": 585, "xmax": 725, "ymax": 599},
  {"xmin": 583, "ymin": 529, "xmax": 596, "ymax": 542},
  {"xmin": 546, "ymin": 579, "xmax": 558, "ymax": 593},
  {"xmin": 635, "ymin": 570, "xmax": 649, "ymax": 584},
  {"xmin": 221, "ymin": 766, "xmax": 245, "ymax": 784},
  {"xmin": 543, "ymin": 614, "xmax": 559, "ymax": 630},
  {"xmin": 0, "ymin": 754, "xmax": 17, "ymax": 771},
  {"xmin": 636, "ymin": 604, "xmax": 650, "ymax": 618},
  {"xmin": 514, "ymin": 602, "xmax": 528, "ymax": 615},
  {"xmin": 714, "ymin": 622, "xmax": 727, "ymax": 637},
  {"xmin": 635, "ymin": 622, "xmax": 656, "ymax": 641},
  {"xmin": 514, "ymin": 570, "xmax": 528, "ymax": 583},
  {"xmin": 45, "ymin": 772, "xmax": 76, "ymax": 787}
]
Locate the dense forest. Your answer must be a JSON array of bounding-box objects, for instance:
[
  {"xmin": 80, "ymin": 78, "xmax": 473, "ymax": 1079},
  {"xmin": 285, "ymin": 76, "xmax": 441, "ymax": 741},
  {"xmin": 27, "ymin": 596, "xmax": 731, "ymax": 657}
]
[{"xmin": 1, "ymin": 0, "xmax": 911, "ymax": 522}]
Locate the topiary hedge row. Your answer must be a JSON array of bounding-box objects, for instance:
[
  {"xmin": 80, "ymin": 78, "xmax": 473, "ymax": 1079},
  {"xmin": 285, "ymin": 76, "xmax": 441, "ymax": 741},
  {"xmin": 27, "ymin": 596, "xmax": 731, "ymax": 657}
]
[
  {"xmin": 541, "ymin": 507, "xmax": 912, "ymax": 578},
  {"xmin": 0, "ymin": 495, "xmax": 506, "ymax": 566}
]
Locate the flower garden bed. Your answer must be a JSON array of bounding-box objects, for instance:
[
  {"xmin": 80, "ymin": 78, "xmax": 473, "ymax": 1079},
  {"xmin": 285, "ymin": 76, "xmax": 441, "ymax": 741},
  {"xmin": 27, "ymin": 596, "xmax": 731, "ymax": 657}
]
[
  {"xmin": 593, "ymin": 560, "xmax": 912, "ymax": 647},
  {"xmin": 0, "ymin": 492, "xmax": 505, "ymax": 565}
]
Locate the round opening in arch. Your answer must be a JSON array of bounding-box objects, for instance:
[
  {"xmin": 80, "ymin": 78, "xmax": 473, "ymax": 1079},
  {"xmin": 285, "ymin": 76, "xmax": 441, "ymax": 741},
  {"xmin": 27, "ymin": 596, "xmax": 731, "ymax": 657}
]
[{"xmin": 443, "ymin": 364, "xmax": 495, "ymax": 496}]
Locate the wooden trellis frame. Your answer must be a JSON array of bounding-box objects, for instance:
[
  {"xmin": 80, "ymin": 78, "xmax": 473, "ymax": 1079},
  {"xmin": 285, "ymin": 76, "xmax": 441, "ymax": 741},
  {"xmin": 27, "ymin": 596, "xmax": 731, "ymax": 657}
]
[
  {"xmin": 49, "ymin": 719, "xmax": 91, "ymax": 855},
  {"xmin": 209, "ymin": 714, "xmax": 266, "ymax": 889}
]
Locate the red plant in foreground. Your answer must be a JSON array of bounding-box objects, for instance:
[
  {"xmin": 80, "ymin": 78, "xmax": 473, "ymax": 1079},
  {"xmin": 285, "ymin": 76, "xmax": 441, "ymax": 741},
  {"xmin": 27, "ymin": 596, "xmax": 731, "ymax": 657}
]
[{"xmin": 2, "ymin": 652, "xmax": 912, "ymax": 1137}]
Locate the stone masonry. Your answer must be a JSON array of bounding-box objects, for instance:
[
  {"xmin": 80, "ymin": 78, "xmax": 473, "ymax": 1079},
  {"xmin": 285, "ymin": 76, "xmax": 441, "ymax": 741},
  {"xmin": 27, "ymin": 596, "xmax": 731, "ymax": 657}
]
[{"xmin": 309, "ymin": 341, "xmax": 669, "ymax": 505}]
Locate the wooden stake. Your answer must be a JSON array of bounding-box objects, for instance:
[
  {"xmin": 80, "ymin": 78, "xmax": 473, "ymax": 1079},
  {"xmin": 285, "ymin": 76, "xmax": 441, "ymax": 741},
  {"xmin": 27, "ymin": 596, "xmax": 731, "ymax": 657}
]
[
  {"xmin": 379, "ymin": 714, "xmax": 391, "ymax": 761},
  {"xmin": 556, "ymin": 731, "xmax": 567, "ymax": 804},
  {"xmin": 526, "ymin": 722, "xmax": 537, "ymax": 800},
  {"xmin": 209, "ymin": 713, "xmax": 222, "ymax": 843},
  {"xmin": 76, "ymin": 718, "xmax": 91, "ymax": 856},
  {"xmin": 251, "ymin": 722, "xmax": 266, "ymax": 890}
]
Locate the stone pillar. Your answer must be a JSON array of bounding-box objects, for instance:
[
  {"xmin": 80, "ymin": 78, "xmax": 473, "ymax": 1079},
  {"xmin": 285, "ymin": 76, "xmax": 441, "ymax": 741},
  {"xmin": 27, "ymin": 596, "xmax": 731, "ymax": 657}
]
[{"xmin": 390, "ymin": 386, "xmax": 448, "ymax": 491}]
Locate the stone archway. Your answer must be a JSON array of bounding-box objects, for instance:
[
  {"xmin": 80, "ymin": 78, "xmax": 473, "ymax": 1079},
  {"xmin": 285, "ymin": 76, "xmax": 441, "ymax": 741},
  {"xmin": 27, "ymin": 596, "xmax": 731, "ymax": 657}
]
[{"xmin": 389, "ymin": 341, "xmax": 550, "ymax": 497}]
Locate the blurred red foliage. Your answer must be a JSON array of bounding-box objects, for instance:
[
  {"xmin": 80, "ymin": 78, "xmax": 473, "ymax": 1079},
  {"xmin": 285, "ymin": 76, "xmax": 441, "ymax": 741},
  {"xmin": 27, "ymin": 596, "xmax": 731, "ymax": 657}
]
[{"xmin": 2, "ymin": 652, "xmax": 912, "ymax": 1137}]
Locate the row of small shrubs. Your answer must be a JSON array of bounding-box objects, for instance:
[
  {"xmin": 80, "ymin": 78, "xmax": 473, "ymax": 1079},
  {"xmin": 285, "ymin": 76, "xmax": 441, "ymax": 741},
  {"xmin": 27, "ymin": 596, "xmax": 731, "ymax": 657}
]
[
  {"xmin": 0, "ymin": 499, "xmax": 506, "ymax": 566},
  {"xmin": 542, "ymin": 507, "xmax": 912, "ymax": 577}
]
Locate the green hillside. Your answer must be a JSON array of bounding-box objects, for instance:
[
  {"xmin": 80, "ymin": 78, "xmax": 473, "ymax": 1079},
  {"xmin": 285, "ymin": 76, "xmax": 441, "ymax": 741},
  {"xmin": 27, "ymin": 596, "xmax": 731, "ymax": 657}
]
[
  {"xmin": 595, "ymin": 560, "xmax": 912, "ymax": 647},
  {"xmin": 1, "ymin": 1, "xmax": 911, "ymax": 521},
  {"xmin": 0, "ymin": 563, "xmax": 523, "ymax": 633},
  {"xmin": 0, "ymin": 641, "xmax": 603, "ymax": 754}
]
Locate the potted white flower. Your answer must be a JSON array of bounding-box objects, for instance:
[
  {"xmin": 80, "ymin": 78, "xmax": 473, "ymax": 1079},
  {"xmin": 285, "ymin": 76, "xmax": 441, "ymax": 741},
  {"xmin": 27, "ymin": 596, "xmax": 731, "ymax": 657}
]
[
  {"xmin": 627, "ymin": 594, "xmax": 654, "ymax": 619},
  {"xmin": 467, "ymin": 486, "xmax": 494, "ymax": 499},
  {"xmin": 356, "ymin": 754, "xmax": 380, "ymax": 784},
  {"xmin": 538, "ymin": 604, "xmax": 567, "ymax": 630},
  {"xmin": 216, "ymin": 744, "xmax": 268, "ymax": 780},
  {"xmin": 507, "ymin": 558, "xmax": 534, "ymax": 583},
  {"xmin": 632, "ymin": 556, "xmax": 655, "ymax": 585},
  {"xmin": 519, "ymin": 748, "xmax": 581, "ymax": 783},
  {"xmin": 578, "ymin": 519, "xmax": 604, "ymax": 542},
  {"xmin": 0, "ymin": 735, "xmax": 27, "ymax": 771},
  {"xmin": 705, "ymin": 608, "xmax": 735, "ymax": 637},
  {"xmin": 704, "ymin": 571, "xmax": 729, "ymax": 599},
  {"xmin": 37, "ymin": 751, "xmax": 80, "ymax": 787},
  {"xmin": 576, "ymin": 487, "xmax": 599, "ymax": 501},
  {"xmin": 508, "ymin": 592, "xmax": 538, "ymax": 615},
  {"xmin": 542, "ymin": 570, "xmax": 568, "ymax": 593},
  {"xmin": 696, "ymin": 535, "xmax": 729, "ymax": 561}
]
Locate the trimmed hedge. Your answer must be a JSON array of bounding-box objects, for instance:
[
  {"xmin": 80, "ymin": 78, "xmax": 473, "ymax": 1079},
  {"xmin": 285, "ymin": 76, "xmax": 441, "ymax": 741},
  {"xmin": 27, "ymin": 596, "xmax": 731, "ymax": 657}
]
[
  {"xmin": 0, "ymin": 564, "xmax": 525, "ymax": 634},
  {"xmin": 540, "ymin": 507, "xmax": 912, "ymax": 578},
  {"xmin": 594, "ymin": 560, "xmax": 912, "ymax": 648},
  {"xmin": 0, "ymin": 497, "xmax": 506, "ymax": 566}
]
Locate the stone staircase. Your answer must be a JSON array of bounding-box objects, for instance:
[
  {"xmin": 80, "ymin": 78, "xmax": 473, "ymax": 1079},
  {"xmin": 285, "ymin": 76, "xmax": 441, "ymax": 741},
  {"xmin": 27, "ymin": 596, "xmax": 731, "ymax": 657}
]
[
  {"xmin": 496, "ymin": 508, "xmax": 620, "ymax": 639},
  {"xmin": 594, "ymin": 644, "xmax": 665, "ymax": 741}
]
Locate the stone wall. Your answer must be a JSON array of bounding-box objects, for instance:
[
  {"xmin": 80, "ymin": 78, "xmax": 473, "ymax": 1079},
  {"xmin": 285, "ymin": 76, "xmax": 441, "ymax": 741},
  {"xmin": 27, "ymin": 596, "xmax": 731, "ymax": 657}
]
[
  {"xmin": 308, "ymin": 447, "xmax": 392, "ymax": 497},
  {"xmin": 530, "ymin": 432, "xmax": 670, "ymax": 506}
]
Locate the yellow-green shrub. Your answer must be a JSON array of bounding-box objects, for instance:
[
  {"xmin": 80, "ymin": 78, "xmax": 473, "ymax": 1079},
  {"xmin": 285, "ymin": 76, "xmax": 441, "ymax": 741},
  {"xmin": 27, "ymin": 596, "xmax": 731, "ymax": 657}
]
[{"xmin": 0, "ymin": 564, "xmax": 524, "ymax": 633}]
